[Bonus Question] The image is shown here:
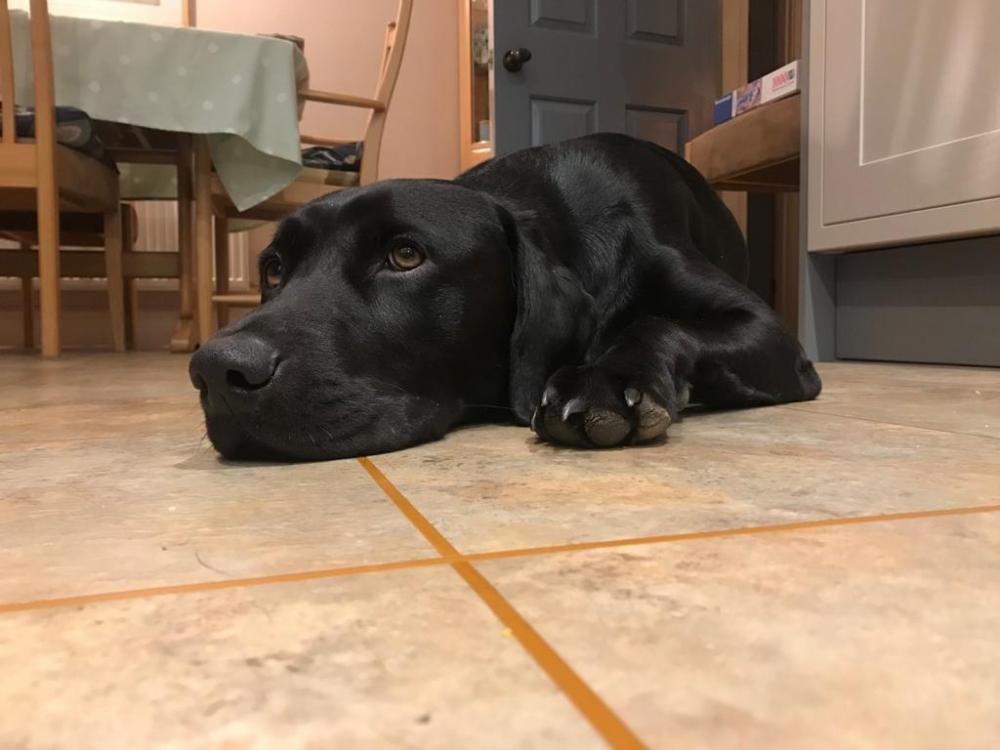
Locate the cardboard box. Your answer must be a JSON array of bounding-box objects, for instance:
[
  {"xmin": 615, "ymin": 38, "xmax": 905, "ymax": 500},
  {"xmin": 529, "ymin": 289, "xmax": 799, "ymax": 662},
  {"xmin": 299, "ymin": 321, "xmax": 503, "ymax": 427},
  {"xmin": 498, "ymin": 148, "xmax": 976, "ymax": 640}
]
[
  {"xmin": 713, "ymin": 92, "xmax": 734, "ymax": 125},
  {"xmin": 761, "ymin": 60, "xmax": 799, "ymax": 103},
  {"xmin": 734, "ymin": 79, "xmax": 762, "ymax": 115},
  {"xmin": 711, "ymin": 60, "xmax": 800, "ymax": 125}
]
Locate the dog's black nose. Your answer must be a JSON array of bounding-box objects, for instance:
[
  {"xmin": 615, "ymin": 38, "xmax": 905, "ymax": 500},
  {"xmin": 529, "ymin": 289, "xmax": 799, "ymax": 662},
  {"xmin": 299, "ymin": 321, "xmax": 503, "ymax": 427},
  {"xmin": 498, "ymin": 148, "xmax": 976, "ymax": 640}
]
[{"xmin": 189, "ymin": 334, "xmax": 280, "ymax": 411}]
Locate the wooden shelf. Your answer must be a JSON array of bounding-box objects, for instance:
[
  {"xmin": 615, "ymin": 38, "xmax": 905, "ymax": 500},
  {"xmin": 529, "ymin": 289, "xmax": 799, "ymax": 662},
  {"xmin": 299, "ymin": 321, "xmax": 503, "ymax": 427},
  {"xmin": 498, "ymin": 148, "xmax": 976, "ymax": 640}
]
[{"xmin": 685, "ymin": 92, "xmax": 800, "ymax": 192}]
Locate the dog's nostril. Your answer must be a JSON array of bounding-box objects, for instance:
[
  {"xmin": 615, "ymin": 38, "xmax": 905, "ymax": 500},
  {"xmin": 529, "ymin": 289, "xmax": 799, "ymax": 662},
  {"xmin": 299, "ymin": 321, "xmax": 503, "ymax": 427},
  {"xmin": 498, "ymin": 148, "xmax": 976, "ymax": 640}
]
[
  {"xmin": 226, "ymin": 368, "xmax": 272, "ymax": 392},
  {"xmin": 191, "ymin": 372, "xmax": 208, "ymax": 393}
]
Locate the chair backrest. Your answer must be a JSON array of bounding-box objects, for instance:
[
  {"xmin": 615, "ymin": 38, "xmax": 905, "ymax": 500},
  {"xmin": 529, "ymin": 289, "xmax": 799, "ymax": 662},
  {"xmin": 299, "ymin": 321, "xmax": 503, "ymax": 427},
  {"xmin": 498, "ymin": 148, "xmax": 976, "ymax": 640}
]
[
  {"xmin": 0, "ymin": 0, "xmax": 58, "ymax": 170},
  {"xmin": 296, "ymin": 0, "xmax": 412, "ymax": 187},
  {"xmin": 360, "ymin": 0, "xmax": 412, "ymax": 184}
]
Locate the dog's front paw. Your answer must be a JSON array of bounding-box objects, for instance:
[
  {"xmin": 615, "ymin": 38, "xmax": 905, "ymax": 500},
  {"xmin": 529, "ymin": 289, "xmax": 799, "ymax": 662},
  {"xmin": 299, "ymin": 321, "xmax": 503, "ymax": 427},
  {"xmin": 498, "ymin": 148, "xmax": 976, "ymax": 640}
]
[{"xmin": 531, "ymin": 365, "xmax": 674, "ymax": 448}]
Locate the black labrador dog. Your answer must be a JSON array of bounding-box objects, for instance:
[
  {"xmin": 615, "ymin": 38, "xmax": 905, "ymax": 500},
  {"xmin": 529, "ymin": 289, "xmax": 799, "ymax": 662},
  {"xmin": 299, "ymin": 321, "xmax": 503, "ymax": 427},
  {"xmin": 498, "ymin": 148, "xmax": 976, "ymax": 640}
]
[{"xmin": 190, "ymin": 133, "xmax": 821, "ymax": 461}]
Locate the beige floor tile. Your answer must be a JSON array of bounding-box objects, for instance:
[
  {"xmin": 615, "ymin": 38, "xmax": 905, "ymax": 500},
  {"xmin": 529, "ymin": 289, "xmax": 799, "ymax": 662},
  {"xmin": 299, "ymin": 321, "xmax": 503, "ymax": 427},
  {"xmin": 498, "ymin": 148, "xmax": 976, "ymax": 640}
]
[
  {"xmin": 1, "ymin": 431, "xmax": 437, "ymax": 603},
  {"xmin": 0, "ymin": 352, "xmax": 191, "ymax": 408},
  {"xmin": 797, "ymin": 362, "xmax": 1000, "ymax": 439},
  {"xmin": 373, "ymin": 401, "xmax": 1000, "ymax": 553},
  {"xmin": 1, "ymin": 353, "xmax": 196, "ymax": 444},
  {"xmin": 1, "ymin": 354, "xmax": 441, "ymax": 603},
  {"xmin": 0, "ymin": 565, "xmax": 601, "ymax": 750},
  {"xmin": 477, "ymin": 512, "xmax": 1000, "ymax": 749}
]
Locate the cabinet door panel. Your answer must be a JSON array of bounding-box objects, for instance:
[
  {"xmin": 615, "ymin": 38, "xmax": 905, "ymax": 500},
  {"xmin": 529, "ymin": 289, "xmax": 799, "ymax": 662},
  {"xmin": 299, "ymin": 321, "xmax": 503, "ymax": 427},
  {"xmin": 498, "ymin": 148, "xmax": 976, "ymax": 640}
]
[{"xmin": 808, "ymin": 0, "xmax": 1000, "ymax": 252}]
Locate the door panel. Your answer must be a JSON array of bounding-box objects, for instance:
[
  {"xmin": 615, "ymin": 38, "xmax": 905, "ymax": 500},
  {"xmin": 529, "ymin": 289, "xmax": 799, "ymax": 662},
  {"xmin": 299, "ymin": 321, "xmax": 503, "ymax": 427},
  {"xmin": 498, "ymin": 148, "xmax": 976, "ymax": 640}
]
[
  {"xmin": 494, "ymin": 0, "xmax": 720, "ymax": 156},
  {"xmin": 530, "ymin": 0, "xmax": 595, "ymax": 33},
  {"xmin": 625, "ymin": 105, "xmax": 686, "ymax": 154},
  {"xmin": 807, "ymin": 0, "xmax": 1000, "ymax": 251},
  {"xmin": 531, "ymin": 97, "xmax": 599, "ymax": 145},
  {"xmin": 626, "ymin": 0, "xmax": 683, "ymax": 44}
]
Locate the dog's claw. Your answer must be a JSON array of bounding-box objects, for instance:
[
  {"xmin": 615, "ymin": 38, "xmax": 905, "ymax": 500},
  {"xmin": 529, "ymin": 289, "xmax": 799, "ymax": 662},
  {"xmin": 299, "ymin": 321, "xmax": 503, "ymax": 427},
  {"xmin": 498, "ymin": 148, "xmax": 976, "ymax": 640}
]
[
  {"xmin": 561, "ymin": 397, "xmax": 586, "ymax": 421},
  {"xmin": 541, "ymin": 386, "xmax": 557, "ymax": 408},
  {"xmin": 624, "ymin": 386, "xmax": 642, "ymax": 408}
]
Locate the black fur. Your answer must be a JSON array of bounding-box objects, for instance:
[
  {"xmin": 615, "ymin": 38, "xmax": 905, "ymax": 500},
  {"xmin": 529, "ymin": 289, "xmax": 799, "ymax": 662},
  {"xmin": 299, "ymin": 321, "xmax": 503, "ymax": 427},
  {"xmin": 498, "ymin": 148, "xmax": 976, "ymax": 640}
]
[{"xmin": 189, "ymin": 133, "xmax": 821, "ymax": 460}]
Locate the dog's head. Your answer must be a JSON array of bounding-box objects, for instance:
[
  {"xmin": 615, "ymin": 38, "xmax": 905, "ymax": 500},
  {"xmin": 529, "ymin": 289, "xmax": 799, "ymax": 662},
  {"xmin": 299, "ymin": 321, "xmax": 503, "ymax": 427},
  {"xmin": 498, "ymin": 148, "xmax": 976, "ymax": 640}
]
[{"xmin": 190, "ymin": 179, "xmax": 594, "ymax": 460}]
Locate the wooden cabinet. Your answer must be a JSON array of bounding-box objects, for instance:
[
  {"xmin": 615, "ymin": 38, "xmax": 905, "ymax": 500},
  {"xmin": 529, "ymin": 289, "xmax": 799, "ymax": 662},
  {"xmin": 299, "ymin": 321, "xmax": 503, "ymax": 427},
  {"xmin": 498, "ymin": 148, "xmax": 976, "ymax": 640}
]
[
  {"xmin": 458, "ymin": 0, "xmax": 494, "ymax": 171},
  {"xmin": 807, "ymin": 0, "xmax": 1000, "ymax": 252}
]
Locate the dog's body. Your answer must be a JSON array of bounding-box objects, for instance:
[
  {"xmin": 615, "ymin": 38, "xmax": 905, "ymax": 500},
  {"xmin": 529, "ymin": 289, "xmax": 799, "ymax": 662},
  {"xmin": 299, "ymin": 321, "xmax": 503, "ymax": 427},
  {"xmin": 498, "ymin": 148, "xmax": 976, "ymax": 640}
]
[{"xmin": 190, "ymin": 134, "xmax": 821, "ymax": 460}]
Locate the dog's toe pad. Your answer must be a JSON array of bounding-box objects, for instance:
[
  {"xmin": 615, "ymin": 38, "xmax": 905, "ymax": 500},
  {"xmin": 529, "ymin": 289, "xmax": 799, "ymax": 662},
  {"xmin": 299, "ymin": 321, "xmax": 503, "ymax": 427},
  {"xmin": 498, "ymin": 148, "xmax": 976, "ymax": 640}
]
[
  {"xmin": 634, "ymin": 395, "xmax": 671, "ymax": 442},
  {"xmin": 584, "ymin": 408, "xmax": 631, "ymax": 447}
]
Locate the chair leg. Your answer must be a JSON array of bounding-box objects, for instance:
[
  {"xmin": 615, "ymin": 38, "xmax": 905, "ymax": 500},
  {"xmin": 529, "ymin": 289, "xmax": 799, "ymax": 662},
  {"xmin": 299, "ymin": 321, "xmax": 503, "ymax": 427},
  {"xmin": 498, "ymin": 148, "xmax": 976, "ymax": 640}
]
[
  {"xmin": 122, "ymin": 205, "xmax": 138, "ymax": 350},
  {"xmin": 125, "ymin": 278, "xmax": 140, "ymax": 350},
  {"xmin": 170, "ymin": 133, "xmax": 197, "ymax": 353},
  {"xmin": 214, "ymin": 215, "xmax": 230, "ymax": 329},
  {"xmin": 104, "ymin": 205, "xmax": 127, "ymax": 353},
  {"xmin": 194, "ymin": 135, "xmax": 215, "ymax": 343},
  {"xmin": 36, "ymin": 185, "xmax": 61, "ymax": 357},
  {"xmin": 20, "ymin": 276, "xmax": 35, "ymax": 351}
]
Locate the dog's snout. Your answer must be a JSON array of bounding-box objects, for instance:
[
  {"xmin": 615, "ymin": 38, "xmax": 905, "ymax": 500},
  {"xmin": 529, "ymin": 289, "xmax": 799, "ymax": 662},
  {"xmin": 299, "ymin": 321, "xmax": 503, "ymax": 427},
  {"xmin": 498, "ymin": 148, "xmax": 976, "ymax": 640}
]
[{"xmin": 189, "ymin": 334, "xmax": 280, "ymax": 409}]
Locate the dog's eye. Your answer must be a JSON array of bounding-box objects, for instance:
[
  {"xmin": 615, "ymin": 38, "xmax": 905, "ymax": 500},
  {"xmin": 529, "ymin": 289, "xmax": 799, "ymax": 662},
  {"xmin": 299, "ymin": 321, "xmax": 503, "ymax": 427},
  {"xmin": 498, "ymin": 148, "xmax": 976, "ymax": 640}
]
[
  {"xmin": 387, "ymin": 245, "xmax": 425, "ymax": 271},
  {"xmin": 261, "ymin": 257, "xmax": 283, "ymax": 289}
]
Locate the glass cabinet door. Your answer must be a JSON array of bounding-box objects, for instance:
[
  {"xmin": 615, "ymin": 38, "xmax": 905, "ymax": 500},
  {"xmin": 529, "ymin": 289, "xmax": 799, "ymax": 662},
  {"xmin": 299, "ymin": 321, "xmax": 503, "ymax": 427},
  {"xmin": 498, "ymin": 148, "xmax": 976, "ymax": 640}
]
[{"xmin": 460, "ymin": 0, "xmax": 493, "ymax": 169}]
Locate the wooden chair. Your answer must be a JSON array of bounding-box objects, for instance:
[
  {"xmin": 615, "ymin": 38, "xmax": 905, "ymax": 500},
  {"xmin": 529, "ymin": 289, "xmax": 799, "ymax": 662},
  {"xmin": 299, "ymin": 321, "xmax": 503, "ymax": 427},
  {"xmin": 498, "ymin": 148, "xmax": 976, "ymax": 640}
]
[
  {"xmin": 0, "ymin": 207, "xmax": 140, "ymax": 349},
  {"xmin": 0, "ymin": 0, "xmax": 126, "ymax": 356},
  {"xmin": 195, "ymin": 0, "xmax": 413, "ymax": 339}
]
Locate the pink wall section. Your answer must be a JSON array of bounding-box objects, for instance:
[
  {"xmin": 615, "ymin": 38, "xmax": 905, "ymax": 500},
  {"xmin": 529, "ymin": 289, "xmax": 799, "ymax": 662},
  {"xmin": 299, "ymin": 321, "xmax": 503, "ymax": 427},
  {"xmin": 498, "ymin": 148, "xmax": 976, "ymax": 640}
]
[{"xmin": 195, "ymin": 0, "xmax": 461, "ymax": 180}]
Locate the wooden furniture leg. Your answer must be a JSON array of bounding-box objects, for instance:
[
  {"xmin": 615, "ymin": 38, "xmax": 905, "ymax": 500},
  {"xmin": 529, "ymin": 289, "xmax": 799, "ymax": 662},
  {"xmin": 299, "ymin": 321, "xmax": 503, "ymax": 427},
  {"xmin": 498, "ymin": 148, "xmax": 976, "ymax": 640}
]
[
  {"xmin": 124, "ymin": 278, "xmax": 138, "ymax": 349},
  {"xmin": 121, "ymin": 204, "xmax": 138, "ymax": 349},
  {"xmin": 170, "ymin": 133, "xmax": 198, "ymax": 352},
  {"xmin": 20, "ymin": 274, "xmax": 34, "ymax": 350},
  {"xmin": 35, "ymin": 163, "xmax": 60, "ymax": 358},
  {"xmin": 214, "ymin": 215, "xmax": 230, "ymax": 329},
  {"xmin": 720, "ymin": 0, "xmax": 749, "ymax": 239},
  {"xmin": 194, "ymin": 135, "xmax": 215, "ymax": 345},
  {"xmin": 104, "ymin": 204, "xmax": 126, "ymax": 352}
]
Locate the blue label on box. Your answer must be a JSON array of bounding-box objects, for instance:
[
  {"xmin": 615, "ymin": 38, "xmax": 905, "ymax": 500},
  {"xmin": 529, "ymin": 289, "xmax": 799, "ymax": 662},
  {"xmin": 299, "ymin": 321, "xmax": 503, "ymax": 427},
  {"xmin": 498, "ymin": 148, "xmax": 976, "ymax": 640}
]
[{"xmin": 713, "ymin": 93, "xmax": 734, "ymax": 125}]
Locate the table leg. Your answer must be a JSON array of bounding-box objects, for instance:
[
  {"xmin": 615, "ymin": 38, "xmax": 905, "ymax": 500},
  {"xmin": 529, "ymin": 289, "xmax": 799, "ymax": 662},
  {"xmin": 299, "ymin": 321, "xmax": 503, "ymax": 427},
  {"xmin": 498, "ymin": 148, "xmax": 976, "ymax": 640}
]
[
  {"xmin": 169, "ymin": 133, "xmax": 198, "ymax": 352},
  {"xmin": 194, "ymin": 135, "xmax": 215, "ymax": 346},
  {"xmin": 214, "ymin": 215, "xmax": 230, "ymax": 329}
]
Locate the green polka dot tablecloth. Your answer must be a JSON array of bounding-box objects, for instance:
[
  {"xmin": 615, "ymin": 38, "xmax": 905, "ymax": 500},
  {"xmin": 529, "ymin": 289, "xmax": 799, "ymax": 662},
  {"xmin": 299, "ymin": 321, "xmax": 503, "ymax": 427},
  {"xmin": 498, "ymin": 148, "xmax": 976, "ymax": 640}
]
[{"xmin": 9, "ymin": 11, "xmax": 306, "ymax": 211}]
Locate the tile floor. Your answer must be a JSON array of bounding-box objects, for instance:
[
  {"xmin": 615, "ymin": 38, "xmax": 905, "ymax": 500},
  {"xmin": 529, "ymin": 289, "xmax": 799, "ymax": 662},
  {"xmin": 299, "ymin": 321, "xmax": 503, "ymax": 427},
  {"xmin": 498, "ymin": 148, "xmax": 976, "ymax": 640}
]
[{"xmin": 1, "ymin": 354, "xmax": 999, "ymax": 749}]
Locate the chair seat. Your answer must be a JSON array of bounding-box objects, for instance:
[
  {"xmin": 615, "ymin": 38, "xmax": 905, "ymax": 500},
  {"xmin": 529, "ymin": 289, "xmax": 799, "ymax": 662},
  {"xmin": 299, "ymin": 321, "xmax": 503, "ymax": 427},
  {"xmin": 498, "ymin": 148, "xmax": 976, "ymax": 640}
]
[
  {"xmin": 5, "ymin": 106, "xmax": 114, "ymax": 167},
  {"xmin": 301, "ymin": 142, "xmax": 362, "ymax": 172},
  {"xmin": 297, "ymin": 166, "xmax": 360, "ymax": 188},
  {"xmin": 0, "ymin": 205, "xmax": 140, "ymax": 244},
  {"xmin": 0, "ymin": 142, "xmax": 119, "ymax": 213}
]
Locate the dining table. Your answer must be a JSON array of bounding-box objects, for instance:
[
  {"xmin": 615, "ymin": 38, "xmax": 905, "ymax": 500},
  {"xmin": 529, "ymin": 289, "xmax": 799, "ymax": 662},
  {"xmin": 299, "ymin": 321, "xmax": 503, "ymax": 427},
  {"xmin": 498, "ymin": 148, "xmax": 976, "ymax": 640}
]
[{"xmin": 9, "ymin": 10, "xmax": 306, "ymax": 350}]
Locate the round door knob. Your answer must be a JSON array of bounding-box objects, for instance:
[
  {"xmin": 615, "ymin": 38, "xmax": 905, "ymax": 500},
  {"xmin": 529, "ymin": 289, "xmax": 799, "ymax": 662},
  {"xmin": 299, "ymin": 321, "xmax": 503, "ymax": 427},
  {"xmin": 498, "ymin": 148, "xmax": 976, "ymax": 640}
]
[{"xmin": 502, "ymin": 47, "xmax": 533, "ymax": 72}]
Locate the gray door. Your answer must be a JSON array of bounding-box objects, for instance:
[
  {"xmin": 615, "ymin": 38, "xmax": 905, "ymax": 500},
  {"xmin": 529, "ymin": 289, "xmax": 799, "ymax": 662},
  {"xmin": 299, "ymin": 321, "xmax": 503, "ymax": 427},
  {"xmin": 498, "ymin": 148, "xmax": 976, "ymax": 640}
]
[{"xmin": 493, "ymin": 0, "xmax": 721, "ymax": 156}]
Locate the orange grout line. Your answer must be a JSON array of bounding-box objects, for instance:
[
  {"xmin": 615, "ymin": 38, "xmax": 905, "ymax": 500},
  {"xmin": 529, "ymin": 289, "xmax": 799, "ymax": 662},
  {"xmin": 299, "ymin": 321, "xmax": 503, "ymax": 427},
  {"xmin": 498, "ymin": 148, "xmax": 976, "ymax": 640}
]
[
  {"xmin": 4, "ymin": 500, "xmax": 1000, "ymax": 617},
  {"xmin": 0, "ymin": 556, "xmax": 449, "ymax": 615},
  {"xmin": 461, "ymin": 503, "xmax": 1000, "ymax": 564},
  {"xmin": 357, "ymin": 456, "xmax": 456, "ymax": 558},
  {"xmin": 452, "ymin": 560, "xmax": 647, "ymax": 750},
  {"xmin": 357, "ymin": 457, "xmax": 648, "ymax": 750}
]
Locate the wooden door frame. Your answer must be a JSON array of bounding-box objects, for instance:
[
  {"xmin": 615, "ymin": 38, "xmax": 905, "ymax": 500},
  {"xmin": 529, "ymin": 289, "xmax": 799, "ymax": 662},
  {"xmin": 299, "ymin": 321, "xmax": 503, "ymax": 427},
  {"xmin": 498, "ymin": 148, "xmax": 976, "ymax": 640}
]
[
  {"xmin": 457, "ymin": 0, "xmax": 493, "ymax": 171},
  {"xmin": 719, "ymin": 0, "xmax": 749, "ymax": 239}
]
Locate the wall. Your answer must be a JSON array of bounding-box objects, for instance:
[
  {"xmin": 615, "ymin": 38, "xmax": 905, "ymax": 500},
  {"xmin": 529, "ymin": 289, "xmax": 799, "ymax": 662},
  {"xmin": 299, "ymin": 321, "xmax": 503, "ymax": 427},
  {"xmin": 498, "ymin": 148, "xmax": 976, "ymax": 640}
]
[{"xmin": 195, "ymin": 0, "xmax": 461, "ymax": 180}]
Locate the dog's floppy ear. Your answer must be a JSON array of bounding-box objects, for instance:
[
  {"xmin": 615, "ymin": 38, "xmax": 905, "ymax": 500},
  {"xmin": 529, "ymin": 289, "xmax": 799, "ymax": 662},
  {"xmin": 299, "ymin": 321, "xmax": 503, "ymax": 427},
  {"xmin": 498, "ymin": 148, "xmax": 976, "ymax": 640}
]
[{"xmin": 495, "ymin": 204, "xmax": 596, "ymax": 424}]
